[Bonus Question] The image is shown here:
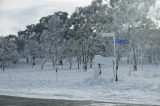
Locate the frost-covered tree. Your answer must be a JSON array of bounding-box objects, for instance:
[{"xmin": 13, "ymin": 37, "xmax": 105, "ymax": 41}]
[
  {"xmin": 40, "ymin": 11, "xmax": 69, "ymax": 69},
  {"xmin": 23, "ymin": 40, "xmax": 41, "ymax": 67},
  {"xmin": 68, "ymin": 0, "xmax": 110, "ymax": 70},
  {"xmin": 0, "ymin": 37, "xmax": 19, "ymax": 71},
  {"xmin": 102, "ymin": 0, "xmax": 156, "ymax": 71}
]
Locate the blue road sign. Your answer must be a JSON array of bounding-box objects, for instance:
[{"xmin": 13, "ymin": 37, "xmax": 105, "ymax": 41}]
[{"xmin": 116, "ymin": 38, "xmax": 129, "ymax": 45}]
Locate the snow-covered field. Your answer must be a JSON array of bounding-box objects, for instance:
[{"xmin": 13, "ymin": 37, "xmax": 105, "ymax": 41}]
[{"xmin": 0, "ymin": 62, "xmax": 160, "ymax": 105}]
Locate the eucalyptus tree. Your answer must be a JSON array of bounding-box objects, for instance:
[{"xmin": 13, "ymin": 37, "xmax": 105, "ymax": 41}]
[
  {"xmin": 18, "ymin": 25, "xmax": 36, "ymax": 63},
  {"xmin": 146, "ymin": 29, "xmax": 160, "ymax": 65},
  {"xmin": 104, "ymin": 0, "xmax": 156, "ymax": 71},
  {"xmin": 23, "ymin": 40, "xmax": 41, "ymax": 67},
  {"xmin": 68, "ymin": 0, "xmax": 110, "ymax": 70},
  {"xmin": 40, "ymin": 11, "xmax": 69, "ymax": 69},
  {"xmin": 0, "ymin": 37, "xmax": 19, "ymax": 71}
]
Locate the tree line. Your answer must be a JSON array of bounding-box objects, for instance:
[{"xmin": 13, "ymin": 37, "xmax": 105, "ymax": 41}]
[{"xmin": 0, "ymin": 0, "xmax": 160, "ymax": 71}]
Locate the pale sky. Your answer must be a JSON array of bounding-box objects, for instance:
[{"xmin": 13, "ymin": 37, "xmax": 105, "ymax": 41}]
[
  {"xmin": 1, "ymin": 0, "xmax": 160, "ymax": 36},
  {"xmin": 0, "ymin": 0, "xmax": 92, "ymax": 36}
]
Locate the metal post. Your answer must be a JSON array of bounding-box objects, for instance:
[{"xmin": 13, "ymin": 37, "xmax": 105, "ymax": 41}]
[
  {"xmin": 113, "ymin": 35, "xmax": 116, "ymax": 69},
  {"xmin": 113, "ymin": 34, "xmax": 118, "ymax": 81},
  {"xmin": 101, "ymin": 32, "xmax": 117, "ymax": 81}
]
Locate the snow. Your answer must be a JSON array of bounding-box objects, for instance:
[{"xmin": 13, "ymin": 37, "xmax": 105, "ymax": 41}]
[
  {"xmin": 94, "ymin": 55, "xmax": 113, "ymax": 65},
  {"xmin": 0, "ymin": 63, "xmax": 160, "ymax": 105}
]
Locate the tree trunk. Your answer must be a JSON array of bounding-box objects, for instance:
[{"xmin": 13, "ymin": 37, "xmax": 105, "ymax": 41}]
[
  {"xmin": 83, "ymin": 38, "xmax": 89, "ymax": 71},
  {"xmin": 90, "ymin": 56, "xmax": 93, "ymax": 68},
  {"xmin": 127, "ymin": 56, "xmax": 130, "ymax": 64},
  {"xmin": 2, "ymin": 63, "xmax": 5, "ymax": 72},
  {"xmin": 132, "ymin": 41, "xmax": 137, "ymax": 71},
  {"xmin": 32, "ymin": 55, "xmax": 36, "ymax": 68},
  {"xmin": 115, "ymin": 69, "xmax": 118, "ymax": 82},
  {"xmin": 148, "ymin": 55, "xmax": 152, "ymax": 64},
  {"xmin": 69, "ymin": 59, "xmax": 72, "ymax": 70},
  {"xmin": 83, "ymin": 54, "xmax": 88, "ymax": 71},
  {"xmin": 77, "ymin": 57, "xmax": 80, "ymax": 70},
  {"xmin": 41, "ymin": 60, "xmax": 46, "ymax": 70},
  {"xmin": 26, "ymin": 57, "xmax": 29, "ymax": 63}
]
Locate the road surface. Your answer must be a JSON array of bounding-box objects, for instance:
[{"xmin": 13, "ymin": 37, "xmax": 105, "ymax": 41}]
[{"xmin": 0, "ymin": 95, "xmax": 157, "ymax": 106}]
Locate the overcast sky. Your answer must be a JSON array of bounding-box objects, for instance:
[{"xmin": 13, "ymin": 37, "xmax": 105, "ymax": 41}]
[
  {"xmin": 0, "ymin": 0, "xmax": 160, "ymax": 36},
  {"xmin": 0, "ymin": 0, "xmax": 92, "ymax": 36}
]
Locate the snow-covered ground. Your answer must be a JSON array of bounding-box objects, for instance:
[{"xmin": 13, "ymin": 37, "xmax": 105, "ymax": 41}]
[{"xmin": 0, "ymin": 62, "xmax": 160, "ymax": 105}]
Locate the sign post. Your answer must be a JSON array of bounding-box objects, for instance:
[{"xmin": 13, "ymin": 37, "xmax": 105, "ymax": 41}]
[
  {"xmin": 100, "ymin": 32, "xmax": 129, "ymax": 81},
  {"xmin": 101, "ymin": 32, "xmax": 117, "ymax": 81}
]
